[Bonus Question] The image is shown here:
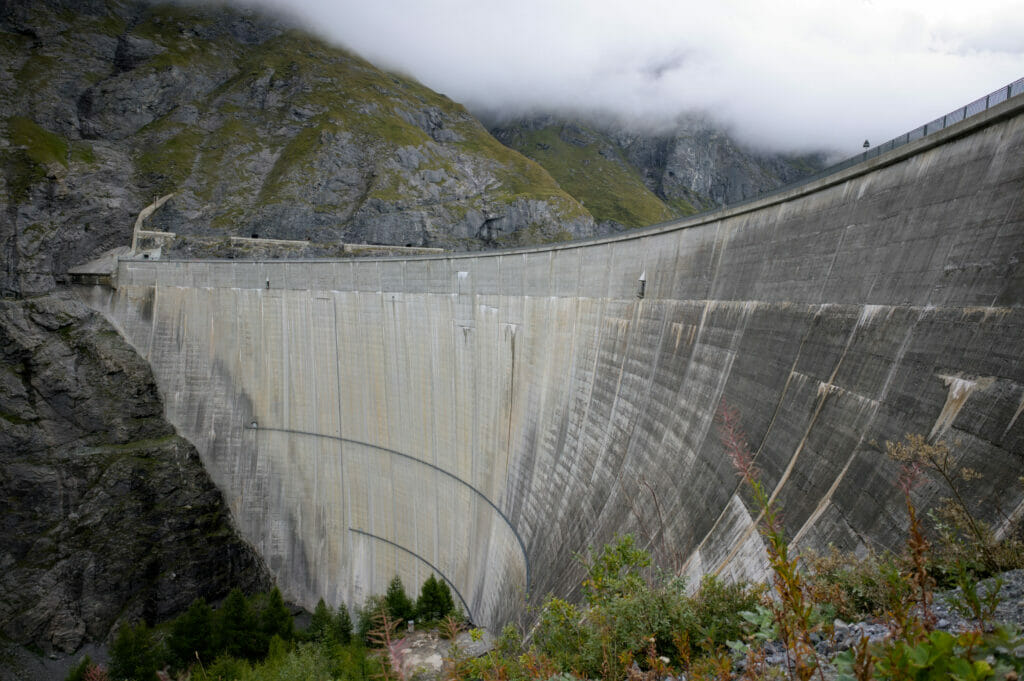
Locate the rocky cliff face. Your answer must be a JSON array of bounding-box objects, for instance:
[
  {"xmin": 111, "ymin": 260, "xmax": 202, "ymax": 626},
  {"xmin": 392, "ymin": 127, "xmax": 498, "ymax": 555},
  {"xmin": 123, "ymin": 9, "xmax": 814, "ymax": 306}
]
[
  {"xmin": 0, "ymin": 293, "xmax": 270, "ymax": 657},
  {"xmin": 490, "ymin": 115, "xmax": 827, "ymax": 229},
  {"xmin": 1, "ymin": 0, "xmax": 593, "ymax": 297}
]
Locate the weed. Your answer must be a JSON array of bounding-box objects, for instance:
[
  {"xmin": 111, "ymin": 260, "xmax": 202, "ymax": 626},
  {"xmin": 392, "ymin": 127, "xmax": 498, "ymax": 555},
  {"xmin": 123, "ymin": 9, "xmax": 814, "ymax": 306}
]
[{"xmin": 716, "ymin": 400, "xmax": 825, "ymax": 681}]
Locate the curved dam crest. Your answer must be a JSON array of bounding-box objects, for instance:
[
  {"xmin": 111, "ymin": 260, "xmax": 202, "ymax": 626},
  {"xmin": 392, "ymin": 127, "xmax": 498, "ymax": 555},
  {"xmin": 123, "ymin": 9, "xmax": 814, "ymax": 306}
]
[{"xmin": 79, "ymin": 94, "xmax": 1024, "ymax": 629}]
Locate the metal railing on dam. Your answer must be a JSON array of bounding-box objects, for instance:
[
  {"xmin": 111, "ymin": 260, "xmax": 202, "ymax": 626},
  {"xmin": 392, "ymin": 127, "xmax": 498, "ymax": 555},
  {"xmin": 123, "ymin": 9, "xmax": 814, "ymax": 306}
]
[
  {"xmin": 80, "ymin": 84, "xmax": 1024, "ymax": 630},
  {"xmin": 718, "ymin": 77, "xmax": 1024, "ymax": 214}
]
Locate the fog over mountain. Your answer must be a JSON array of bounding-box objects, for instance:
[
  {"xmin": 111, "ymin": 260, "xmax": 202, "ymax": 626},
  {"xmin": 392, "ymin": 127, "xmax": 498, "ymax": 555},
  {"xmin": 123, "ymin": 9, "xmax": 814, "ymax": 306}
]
[{"xmin": 240, "ymin": 0, "xmax": 1024, "ymax": 154}]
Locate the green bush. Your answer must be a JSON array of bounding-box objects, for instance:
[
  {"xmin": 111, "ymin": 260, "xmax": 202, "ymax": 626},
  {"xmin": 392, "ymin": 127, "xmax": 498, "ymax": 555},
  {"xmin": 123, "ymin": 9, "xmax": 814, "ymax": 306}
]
[
  {"xmin": 690, "ymin": 574, "xmax": 764, "ymax": 656},
  {"xmin": 836, "ymin": 627, "xmax": 1024, "ymax": 681},
  {"xmin": 805, "ymin": 548, "xmax": 910, "ymax": 620},
  {"xmin": 195, "ymin": 654, "xmax": 249, "ymax": 681},
  {"xmin": 64, "ymin": 655, "xmax": 94, "ymax": 681}
]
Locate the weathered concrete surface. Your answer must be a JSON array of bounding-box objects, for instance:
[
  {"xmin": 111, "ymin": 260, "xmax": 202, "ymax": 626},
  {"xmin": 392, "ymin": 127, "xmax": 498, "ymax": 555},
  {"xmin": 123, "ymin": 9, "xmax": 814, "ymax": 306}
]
[{"xmin": 77, "ymin": 94, "xmax": 1024, "ymax": 629}]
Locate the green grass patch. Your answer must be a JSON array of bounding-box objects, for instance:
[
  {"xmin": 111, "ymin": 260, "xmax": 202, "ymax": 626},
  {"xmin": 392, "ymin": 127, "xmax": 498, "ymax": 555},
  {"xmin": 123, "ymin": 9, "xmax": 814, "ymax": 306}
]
[
  {"xmin": 2, "ymin": 117, "xmax": 68, "ymax": 202},
  {"xmin": 135, "ymin": 126, "xmax": 203, "ymax": 194},
  {"xmin": 257, "ymin": 119, "xmax": 338, "ymax": 204},
  {"xmin": 0, "ymin": 410, "xmax": 34, "ymax": 425},
  {"xmin": 70, "ymin": 141, "xmax": 97, "ymax": 165},
  {"xmin": 7, "ymin": 116, "xmax": 68, "ymax": 168},
  {"xmin": 667, "ymin": 196, "xmax": 699, "ymax": 216},
  {"xmin": 497, "ymin": 123, "xmax": 677, "ymax": 228},
  {"xmin": 1, "ymin": 150, "xmax": 45, "ymax": 204},
  {"xmin": 191, "ymin": 116, "xmax": 266, "ymax": 200},
  {"xmin": 13, "ymin": 54, "xmax": 58, "ymax": 89},
  {"xmin": 76, "ymin": 11, "xmax": 128, "ymax": 38}
]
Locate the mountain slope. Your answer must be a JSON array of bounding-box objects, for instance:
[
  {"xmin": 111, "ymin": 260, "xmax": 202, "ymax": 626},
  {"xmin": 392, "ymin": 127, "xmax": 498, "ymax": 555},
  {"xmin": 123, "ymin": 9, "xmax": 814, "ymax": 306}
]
[
  {"xmin": 0, "ymin": 0, "xmax": 594, "ymax": 297},
  {"xmin": 490, "ymin": 117, "xmax": 681, "ymax": 230},
  {"xmin": 491, "ymin": 115, "xmax": 828, "ymax": 229}
]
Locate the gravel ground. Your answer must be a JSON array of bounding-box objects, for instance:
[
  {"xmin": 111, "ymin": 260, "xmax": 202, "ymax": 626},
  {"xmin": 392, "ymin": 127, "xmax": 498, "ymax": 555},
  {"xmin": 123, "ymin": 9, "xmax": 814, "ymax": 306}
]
[{"xmin": 726, "ymin": 570, "xmax": 1024, "ymax": 680}]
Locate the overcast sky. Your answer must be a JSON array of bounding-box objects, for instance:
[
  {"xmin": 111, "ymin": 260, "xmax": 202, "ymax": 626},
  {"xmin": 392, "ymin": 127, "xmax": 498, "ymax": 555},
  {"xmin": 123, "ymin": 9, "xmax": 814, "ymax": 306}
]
[{"xmin": 245, "ymin": 0, "xmax": 1023, "ymax": 154}]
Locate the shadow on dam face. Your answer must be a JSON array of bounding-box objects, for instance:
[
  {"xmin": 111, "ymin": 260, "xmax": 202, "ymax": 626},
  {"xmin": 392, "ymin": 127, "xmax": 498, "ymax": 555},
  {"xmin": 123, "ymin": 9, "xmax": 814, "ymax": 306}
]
[{"xmin": 78, "ymin": 91, "xmax": 1024, "ymax": 630}]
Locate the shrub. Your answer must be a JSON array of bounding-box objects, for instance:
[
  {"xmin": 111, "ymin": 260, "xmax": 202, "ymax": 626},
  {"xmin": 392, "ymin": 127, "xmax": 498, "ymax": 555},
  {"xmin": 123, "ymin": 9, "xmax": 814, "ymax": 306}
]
[
  {"xmin": 690, "ymin": 574, "xmax": 764, "ymax": 656},
  {"xmin": 195, "ymin": 654, "xmax": 249, "ymax": 681},
  {"xmin": 526, "ymin": 535, "xmax": 760, "ymax": 679},
  {"xmin": 886, "ymin": 434, "xmax": 1024, "ymax": 582},
  {"xmin": 804, "ymin": 547, "xmax": 909, "ymax": 621},
  {"xmin": 65, "ymin": 656, "xmax": 96, "ymax": 681},
  {"xmin": 836, "ymin": 627, "xmax": 1024, "ymax": 681},
  {"xmin": 531, "ymin": 596, "xmax": 595, "ymax": 673}
]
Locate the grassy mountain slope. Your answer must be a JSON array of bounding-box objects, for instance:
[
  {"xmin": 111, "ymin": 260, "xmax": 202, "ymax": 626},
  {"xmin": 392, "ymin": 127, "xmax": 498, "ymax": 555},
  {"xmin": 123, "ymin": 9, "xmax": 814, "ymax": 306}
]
[
  {"xmin": 0, "ymin": 0, "xmax": 594, "ymax": 295},
  {"xmin": 491, "ymin": 120, "xmax": 683, "ymax": 229},
  {"xmin": 491, "ymin": 115, "xmax": 828, "ymax": 231}
]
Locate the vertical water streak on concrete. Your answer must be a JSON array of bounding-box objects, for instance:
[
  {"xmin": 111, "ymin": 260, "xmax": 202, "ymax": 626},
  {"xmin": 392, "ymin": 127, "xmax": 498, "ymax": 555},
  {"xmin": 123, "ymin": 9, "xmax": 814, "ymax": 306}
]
[
  {"xmin": 1003, "ymin": 393, "xmax": 1024, "ymax": 442},
  {"xmin": 681, "ymin": 300, "xmax": 820, "ymax": 577},
  {"xmin": 713, "ymin": 303, "xmax": 870, "ymax": 575},
  {"xmin": 929, "ymin": 375, "xmax": 984, "ymax": 441},
  {"xmin": 790, "ymin": 306, "xmax": 921, "ymax": 548}
]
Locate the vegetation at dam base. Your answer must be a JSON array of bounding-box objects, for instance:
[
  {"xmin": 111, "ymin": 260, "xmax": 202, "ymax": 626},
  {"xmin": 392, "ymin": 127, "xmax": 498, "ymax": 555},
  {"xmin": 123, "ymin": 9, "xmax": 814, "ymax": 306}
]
[
  {"xmin": 70, "ymin": 423, "xmax": 1024, "ymax": 681},
  {"xmin": 454, "ymin": 424, "xmax": 1024, "ymax": 681},
  {"xmin": 69, "ymin": 575, "xmax": 458, "ymax": 681}
]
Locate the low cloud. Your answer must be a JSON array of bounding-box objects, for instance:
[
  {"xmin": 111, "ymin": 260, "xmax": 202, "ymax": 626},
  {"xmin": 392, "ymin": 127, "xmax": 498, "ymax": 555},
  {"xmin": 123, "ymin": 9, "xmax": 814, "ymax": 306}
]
[{"xmin": 243, "ymin": 0, "xmax": 1023, "ymax": 154}]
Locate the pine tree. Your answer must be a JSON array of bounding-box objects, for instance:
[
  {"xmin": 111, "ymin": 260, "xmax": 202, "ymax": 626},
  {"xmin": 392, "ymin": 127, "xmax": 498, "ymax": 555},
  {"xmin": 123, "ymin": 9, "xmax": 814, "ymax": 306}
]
[
  {"xmin": 357, "ymin": 594, "xmax": 385, "ymax": 644},
  {"xmin": 260, "ymin": 586, "xmax": 294, "ymax": 641},
  {"xmin": 334, "ymin": 601, "xmax": 353, "ymax": 645},
  {"xmin": 168, "ymin": 598, "xmax": 214, "ymax": 670},
  {"xmin": 384, "ymin": 575, "xmax": 415, "ymax": 623},
  {"xmin": 415, "ymin": 574, "xmax": 455, "ymax": 622},
  {"xmin": 216, "ymin": 588, "xmax": 261, "ymax": 659},
  {"xmin": 109, "ymin": 621, "xmax": 163, "ymax": 681},
  {"xmin": 308, "ymin": 598, "xmax": 333, "ymax": 642},
  {"xmin": 437, "ymin": 579, "xmax": 456, "ymax": 618}
]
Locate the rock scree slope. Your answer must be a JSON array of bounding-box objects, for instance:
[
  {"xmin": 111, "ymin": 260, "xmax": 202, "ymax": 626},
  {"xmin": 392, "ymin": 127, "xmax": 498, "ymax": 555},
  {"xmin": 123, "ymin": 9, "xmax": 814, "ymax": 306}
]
[{"xmin": 78, "ymin": 90, "xmax": 1024, "ymax": 631}]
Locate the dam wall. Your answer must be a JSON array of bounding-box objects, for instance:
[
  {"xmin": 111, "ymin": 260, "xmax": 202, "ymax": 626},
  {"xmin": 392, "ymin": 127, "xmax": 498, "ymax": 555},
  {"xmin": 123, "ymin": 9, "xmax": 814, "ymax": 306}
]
[{"xmin": 79, "ymin": 93, "xmax": 1024, "ymax": 629}]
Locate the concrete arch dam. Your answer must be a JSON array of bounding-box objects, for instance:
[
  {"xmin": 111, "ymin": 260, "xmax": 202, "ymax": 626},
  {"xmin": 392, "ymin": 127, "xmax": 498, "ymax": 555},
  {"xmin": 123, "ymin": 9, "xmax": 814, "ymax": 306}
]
[{"xmin": 79, "ymin": 94, "xmax": 1024, "ymax": 629}]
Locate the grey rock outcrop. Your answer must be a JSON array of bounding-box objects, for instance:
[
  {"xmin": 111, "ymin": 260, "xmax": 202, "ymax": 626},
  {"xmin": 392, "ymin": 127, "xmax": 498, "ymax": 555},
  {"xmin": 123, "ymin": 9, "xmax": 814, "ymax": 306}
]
[
  {"xmin": 612, "ymin": 114, "xmax": 827, "ymax": 208},
  {"xmin": 0, "ymin": 293, "xmax": 270, "ymax": 654}
]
